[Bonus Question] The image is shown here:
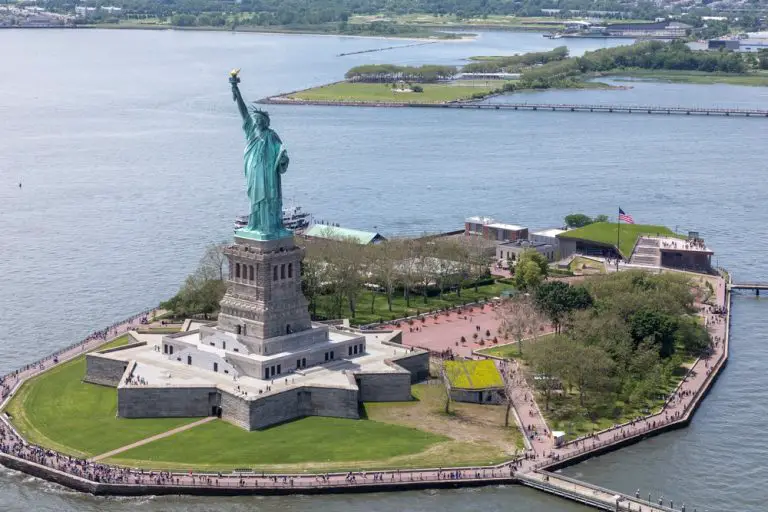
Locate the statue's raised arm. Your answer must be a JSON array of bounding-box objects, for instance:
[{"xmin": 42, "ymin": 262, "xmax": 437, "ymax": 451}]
[{"xmin": 229, "ymin": 69, "xmax": 250, "ymax": 124}]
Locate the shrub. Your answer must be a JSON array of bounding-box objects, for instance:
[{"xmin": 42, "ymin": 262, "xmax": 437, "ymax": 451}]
[{"xmin": 412, "ymin": 85, "xmax": 424, "ymax": 93}]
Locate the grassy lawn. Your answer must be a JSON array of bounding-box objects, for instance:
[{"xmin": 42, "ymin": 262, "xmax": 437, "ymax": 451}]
[
  {"xmin": 445, "ymin": 359, "xmax": 504, "ymax": 389},
  {"xmin": 558, "ymin": 222, "xmax": 680, "ymax": 258},
  {"xmin": 287, "ymin": 81, "xmax": 509, "ymax": 104},
  {"xmin": 608, "ymin": 70, "xmax": 768, "ymax": 87},
  {"xmin": 109, "ymin": 382, "xmax": 521, "ymax": 471},
  {"xmin": 315, "ymin": 281, "xmax": 512, "ymax": 326},
  {"xmin": 569, "ymin": 256, "xmax": 606, "ymax": 274},
  {"xmin": 477, "ymin": 333, "xmax": 556, "ymax": 359},
  {"xmin": 3, "ymin": 355, "xmax": 196, "ymax": 458},
  {"xmin": 109, "ymin": 415, "xmax": 446, "ymax": 471},
  {"xmin": 95, "ymin": 333, "xmax": 133, "ymax": 352}
]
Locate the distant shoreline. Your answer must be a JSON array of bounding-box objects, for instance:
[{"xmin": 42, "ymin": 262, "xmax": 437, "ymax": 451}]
[{"xmin": 72, "ymin": 23, "xmax": 477, "ymax": 41}]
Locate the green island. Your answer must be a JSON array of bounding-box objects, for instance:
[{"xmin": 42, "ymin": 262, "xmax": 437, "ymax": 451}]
[{"xmin": 274, "ymin": 41, "xmax": 768, "ymax": 106}]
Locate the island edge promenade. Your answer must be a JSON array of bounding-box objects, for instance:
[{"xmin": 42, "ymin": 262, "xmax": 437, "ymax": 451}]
[{"xmin": 0, "ymin": 271, "xmax": 733, "ymax": 511}]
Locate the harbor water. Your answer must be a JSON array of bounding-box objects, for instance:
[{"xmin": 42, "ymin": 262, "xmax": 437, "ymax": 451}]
[{"xmin": 0, "ymin": 28, "xmax": 766, "ymax": 511}]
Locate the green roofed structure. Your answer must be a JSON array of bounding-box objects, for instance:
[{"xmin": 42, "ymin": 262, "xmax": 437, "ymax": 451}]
[
  {"xmin": 557, "ymin": 222, "xmax": 680, "ymax": 260},
  {"xmin": 444, "ymin": 360, "xmax": 505, "ymax": 404},
  {"xmin": 303, "ymin": 224, "xmax": 386, "ymax": 245}
]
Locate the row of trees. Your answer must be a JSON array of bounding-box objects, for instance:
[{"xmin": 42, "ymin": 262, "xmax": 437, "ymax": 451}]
[
  {"xmin": 345, "ymin": 64, "xmax": 458, "ymax": 83},
  {"xmin": 564, "ymin": 212, "xmax": 609, "ymax": 228},
  {"xmin": 301, "ymin": 233, "xmax": 492, "ymax": 320},
  {"xmin": 513, "ymin": 271, "xmax": 712, "ymax": 420},
  {"xmin": 463, "ymin": 46, "xmax": 569, "ymax": 74},
  {"xmin": 46, "ymin": 0, "xmax": 675, "ymax": 27},
  {"xmin": 513, "ymin": 40, "xmax": 751, "ymax": 90}
]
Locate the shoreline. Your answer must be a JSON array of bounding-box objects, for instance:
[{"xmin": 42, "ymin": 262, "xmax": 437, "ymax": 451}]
[
  {"xmin": 72, "ymin": 23, "xmax": 477, "ymax": 42},
  {"xmin": 0, "ymin": 270, "xmax": 732, "ymax": 499}
]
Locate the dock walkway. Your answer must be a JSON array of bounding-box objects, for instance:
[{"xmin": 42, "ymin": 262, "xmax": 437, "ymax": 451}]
[
  {"xmin": 520, "ymin": 471, "xmax": 675, "ymax": 512},
  {"xmin": 262, "ymin": 96, "xmax": 768, "ymax": 118}
]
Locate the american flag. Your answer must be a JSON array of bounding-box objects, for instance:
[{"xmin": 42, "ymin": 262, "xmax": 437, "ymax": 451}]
[{"xmin": 619, "ymin": 208, "xmax": 635, "ymax": 224}]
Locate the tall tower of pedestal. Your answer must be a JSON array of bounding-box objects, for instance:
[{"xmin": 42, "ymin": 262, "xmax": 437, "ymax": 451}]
[{"xmin": 217, "ymin": 235, "xmax": 312, "ymax": 342}]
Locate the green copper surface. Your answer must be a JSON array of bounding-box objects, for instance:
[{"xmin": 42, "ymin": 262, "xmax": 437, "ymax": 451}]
[{"xmin": 230, "ymin": 70, "xmax": 292, "ymax": 241}]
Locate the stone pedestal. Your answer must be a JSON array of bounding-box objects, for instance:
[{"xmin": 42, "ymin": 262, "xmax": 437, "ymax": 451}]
[{"xmin": 218, "ymin": 234, "xmax": 312, "ymax": 344}]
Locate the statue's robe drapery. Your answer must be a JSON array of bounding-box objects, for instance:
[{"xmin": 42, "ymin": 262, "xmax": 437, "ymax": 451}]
[{"xmin": 242, "ymin": 115, "xmax": 288, "ymax": 235}]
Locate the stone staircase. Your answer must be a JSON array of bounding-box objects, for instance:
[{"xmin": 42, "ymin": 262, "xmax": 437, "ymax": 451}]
[{"xmin": 630, "ymin": 237, "xmax": 661, "ymax": 267}]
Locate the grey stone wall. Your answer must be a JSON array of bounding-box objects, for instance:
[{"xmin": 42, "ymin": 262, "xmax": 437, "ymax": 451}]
[
  {"xmin": 356, "ymin": 372, "xmax": 411, "ymax": 402},
  {"xmin": 247, "ymin": 385, "xmax": 359, "ymax": 430},
  {"xmin": 304, "ymin": 385, "xmax": 359, "ymax": 421},
  {"xmin": 83, "ymin": 354, "xmax": 128, "ymax": 387},
  {"xmin": 450, "ymin": 388, "xmax": 503, "ymax": 404},
  {"xmin": 391, "ymin": 351, "xmax": 429, "ymax": 383},
  {"xmin": 118, "ymin": 386, "xmax": 217, "ymax": 418},
  {"xmin": 220, "ymin": 390, "xmax": 250, "ymax": 429}
]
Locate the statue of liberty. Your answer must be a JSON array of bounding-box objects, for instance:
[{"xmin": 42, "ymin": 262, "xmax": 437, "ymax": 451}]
[{"xmin": 229, "ymin": 69, "xmax": 292, "ymax": 240}]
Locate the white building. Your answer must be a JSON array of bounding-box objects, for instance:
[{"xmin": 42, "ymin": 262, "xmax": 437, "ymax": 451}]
[{"xmin": 529, "ymin": 228, "xmax": 566, "ymax": 254}]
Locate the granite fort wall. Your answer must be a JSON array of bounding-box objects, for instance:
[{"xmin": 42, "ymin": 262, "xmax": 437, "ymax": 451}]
[
  {"xmin": 83, "ymin": 354, "xmax": 128, "ymax": 387},
  {"xmin": 247, "ymin": 385, "xmax": 359, "ymax": 430},
  {"xmin": 118, "ymin": 385, "xmax": 217, "ymax": 418},
  {"xmin": 390, "ymin": 351, "xmax": 429, "ymax": 383},
  {"xmin": 356, "ymin": 372, "xmax": 411, "ymax": 402},
  {"xmin": 220, "ymin": 390, "xmax": 249, "ymax": 429}
]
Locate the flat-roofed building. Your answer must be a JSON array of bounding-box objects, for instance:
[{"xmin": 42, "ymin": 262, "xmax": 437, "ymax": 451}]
[
  {"xmin": 465, "ymin": 216, "xmax": 528, "ymax": 242},
  {"xmin": 530, "ymin": 228, "xmax": 566, "ymax": 256},
  {"xmin": 497, "ymin": 240, "xmax": 555, "ymax": 265}
]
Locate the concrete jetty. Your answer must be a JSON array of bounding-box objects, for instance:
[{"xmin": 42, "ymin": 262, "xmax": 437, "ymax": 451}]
[{"xmin": 260, "ymin": 96, "xmax": 768, "ymax": 118}]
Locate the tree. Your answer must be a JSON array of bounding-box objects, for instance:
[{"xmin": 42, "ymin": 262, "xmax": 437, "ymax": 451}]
[
  {"xmin": 526, "ymin": 335, "xmax": 569, "ymax": 411},
  {"xmin": 497, "ymin": 296, "xmax": 543, "ymax": 356},
  {"xmin": 629, "ymin": 307, "xmax": 678, "ymax": 358},
  {"xmin": 160, "ymin": 244, "xmax": 227, "ymax": 317},
  {"xmin": 563, "ymin": 344, "xmax": 615, "ymax": 407},
  {"xmin": 758, "ymin": 50, "xmax": 768, "ymax": 71},
  {"xmin": 564, "ymin": 213, "xmax": 593, "ymax": 228},
  {"xmin": 535, "ymin": 281, "xmax": 592, "ymax": 333},
  {"xmin": 199, "ymin": 241, "xmax": 228, "ymax": 282},
  {"xmin": 514, "ymin": 249, "xmax": 548, "ymax": 290},
  {"xmin": 593, "ymin": 214, "xmax": 609, "ymax": 223},
  {"xmin": 370, "ymin": 240, "xmax": 402, "ymax": 313}
]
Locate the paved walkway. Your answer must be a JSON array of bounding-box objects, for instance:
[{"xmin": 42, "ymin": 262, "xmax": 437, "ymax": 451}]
[
  {"xmin": 89, "ymin": 417, "xmax": 216, "ymax": 462},
  {"xmin": 387, "ymin": 302, "xmax": 554, "ymax": 358}
]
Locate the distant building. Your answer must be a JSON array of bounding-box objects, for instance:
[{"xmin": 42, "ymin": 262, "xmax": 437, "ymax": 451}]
[
  {"xmin": 496, "ymin": 240, "xmax": 555, "ymax": 266},
  {"xmin": 657, "ymin": 236, "xmax": 713, "ymax": 272},
  {"xmin": 465, "ymin": 216, "xmax": 528, "ymax": 243},
  {"xmin": 604, "ymin": 21, "xmax": 691, "ymax": 38},
  {"xmin": 455, "ymin": 72, "xmax": 521, "ymax": 81},
  {"xmin": 530, "ymin": 228, "xmax": 566, "ymax": 255},
  {"xmin": 303, "ymin": 225, "xmax": 386, "ymax": 245},
  {"xmin": 737, "ymin": 39, "xmax": 768, "ymax": 53}
]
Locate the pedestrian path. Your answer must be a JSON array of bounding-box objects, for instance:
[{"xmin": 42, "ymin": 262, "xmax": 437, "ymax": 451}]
[
  {"xmin": 89, "ymin": 416, "xmax": 215, "ymax": 462},
  {"xmin": 520, "ymin": 471, "xmax": 676, "ymax": 512}
]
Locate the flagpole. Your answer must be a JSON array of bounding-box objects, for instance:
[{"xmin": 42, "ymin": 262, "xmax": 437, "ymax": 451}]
[{"xmin": 616, "ymin": 208, "xmax": 621, "ymax": 271}]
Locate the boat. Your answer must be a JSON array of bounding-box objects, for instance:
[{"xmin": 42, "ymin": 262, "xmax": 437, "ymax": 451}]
[{"xmin": 234, "ymin": 204, "xmax": 312, "ymax": 233}]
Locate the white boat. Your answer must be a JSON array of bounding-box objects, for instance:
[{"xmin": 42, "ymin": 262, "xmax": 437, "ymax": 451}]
[{"xmin": 234, "ymin": 204, "xmax": 312, "ymax": 233}]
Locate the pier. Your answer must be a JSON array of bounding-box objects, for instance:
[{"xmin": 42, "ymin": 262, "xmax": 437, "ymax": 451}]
[
  {"xmin": 262, "ymin": 96, "xmax": 768, "ymax": 118},
  {"xmin": 520, "ymin": 471, "xmax": 675, "ymax": 511},
  {"xmin": 729, "ymin": 282, "xmax": 768, "ymax": 295}
]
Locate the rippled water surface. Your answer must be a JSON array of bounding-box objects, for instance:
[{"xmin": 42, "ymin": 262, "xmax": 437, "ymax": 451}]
[{"xmin": 0, "ymin": 28, "xmax": 766, "ymax": 511}]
